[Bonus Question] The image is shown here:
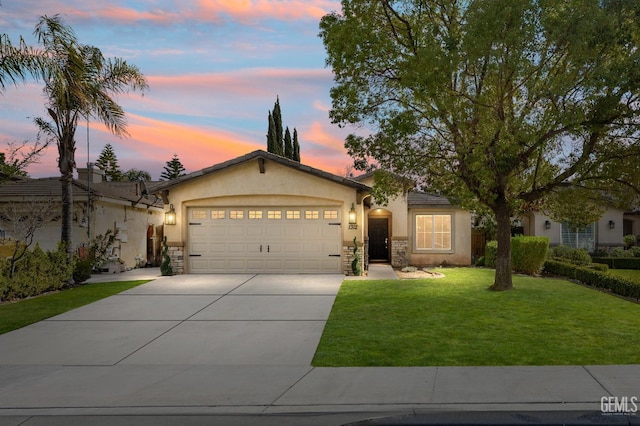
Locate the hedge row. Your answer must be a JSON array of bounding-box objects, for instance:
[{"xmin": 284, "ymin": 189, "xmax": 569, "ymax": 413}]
[
  {"xmin": 544, "ymin": 259, "xmax": 640, "ymax": 300},
  {"xmin": 592, "ymin": 257, "xmax": 640, "ymax": 270}
]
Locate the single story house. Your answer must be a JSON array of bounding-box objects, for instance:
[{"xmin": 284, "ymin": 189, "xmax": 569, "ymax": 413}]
[
  {"xmin": 520, "ymin": 207, "xmax": 639, "ymax": 252},
  {"xmin": 154, "ymin": 150, "xmax": 472, "ymax": 275},
  {"xmin": 0, "ymin": 167, "xmax": 164, "ymax": 269}
]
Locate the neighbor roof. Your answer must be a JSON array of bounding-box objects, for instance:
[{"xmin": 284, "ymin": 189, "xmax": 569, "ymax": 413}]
[
  {"xmin": 151, "ymin": 150, "xmax": 371, "ymax": 193},
  {"xmin": 0, "ymin": 177, "xmax": 162, "ymax": 209}
]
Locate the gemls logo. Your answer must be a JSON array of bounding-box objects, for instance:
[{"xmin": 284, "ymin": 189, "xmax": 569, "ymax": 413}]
[{"xmin": 601, "ymin": 396, "xmax": 638, "ymax": 415}]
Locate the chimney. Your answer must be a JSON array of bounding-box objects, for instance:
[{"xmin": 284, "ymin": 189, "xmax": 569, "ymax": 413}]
[{"xmin": 77, "ymin": 164, "xmax": 105, "ymax": 183}]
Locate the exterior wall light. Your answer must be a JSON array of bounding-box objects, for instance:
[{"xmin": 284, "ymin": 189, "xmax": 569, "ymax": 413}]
[
  {"xmin": 165, "ymin": 204, "xmax": 177, "ymax": 226},
  {"xmin": 348, "ymin": 203, "xmax": 358, "ymax": 229},
  {"xmin": 609, "ymin": 220, "xmax": 615, "ymax": 229},
  {"xmin": 544, "ymin": 220, "xmax": 551, "ymax": 230}
]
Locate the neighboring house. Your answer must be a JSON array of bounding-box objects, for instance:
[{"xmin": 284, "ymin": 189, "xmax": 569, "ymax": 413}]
[
  {"xmin": 154, "ymin": 150, "xmax": 472, "ymax": 275},
  {"xmin": 0, "ymin": 167, "xmax": 164, "ymax": 269},
  {"xmin": 521, "ymin": 207, "xmax": 637, "ymax": 252}
]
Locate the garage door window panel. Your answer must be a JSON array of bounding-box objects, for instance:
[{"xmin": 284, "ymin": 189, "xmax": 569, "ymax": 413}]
[
  {"xmin": 286, "ymin": 210, "xmax": 300, "ymax": 219},
  {"xmin": 192, "ymin": 210, "xmax": 206, "ymax": 220},
  {"xmin": 324, "ymin": 210, "xmax": 338, "ymax": 220},
  {"xmin": 305, "ymin": 210, "xmax": 319, "ymax": 219}
]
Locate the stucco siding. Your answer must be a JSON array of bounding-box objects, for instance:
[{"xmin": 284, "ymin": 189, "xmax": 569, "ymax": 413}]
[
  {"xmin": 408, "ymin": 208, "xmax": 472, "ymax": 266},
  {"xmin": 161, "ymin": 158, "xmax": 366, "ymax": 274}
]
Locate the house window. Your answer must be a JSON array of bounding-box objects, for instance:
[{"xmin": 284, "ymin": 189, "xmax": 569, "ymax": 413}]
[
  {"xmin": 248, "ymin": 210, "xmax": 263, "ymax": 219},
  {"xmin": 192, "ymin": 210, "xmax": 206, "ymax": 220},
  {"xmin": 415, "ymin": 214, "xmax": 452, "ymax": 251},
  {"xmin": 324, "ymin": 210, "xmax": 338, "ymax": 220},
  {"xmin": 229, "ymin": 210, "xmax": 244, "ymax": 220},
  {"xmin": 210, "ymin": 210, "xmax": 225, "ymax": 219},
  {"xmin": 561, "ymin": 222, "xmax": 595, "ymax": 252},
  {"xmin": 267, "ymin": 210, "xmax": 282, "ymax": 219},
  {"xmin": 305, "ymin": 210, "xmax": 319, "ymax": 220},
  {"xmin": 286, "ymin": 210, "xmax": 300, "ymax": 219}
]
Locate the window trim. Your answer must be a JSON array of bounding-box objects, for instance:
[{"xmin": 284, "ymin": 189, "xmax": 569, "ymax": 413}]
[
  {"xmin": 413, "ymin": 212, "xmax": 454, "ymax": 253},
  {"xmin": 561, "ymin": 221, "xmax": 596, "ymax": 252}
]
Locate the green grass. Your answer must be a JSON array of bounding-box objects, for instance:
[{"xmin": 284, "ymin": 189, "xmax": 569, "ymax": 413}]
[
  {"xmin": 0, "ymin": 280, "xmax": 150, "ymax": 334},
  {"xmin": 608, "ymin": 268, "xmax": 640, "ymax": 284},
  {"xmin": 313, "ymin": 268, "xmax": 640, "ymax": 366}
]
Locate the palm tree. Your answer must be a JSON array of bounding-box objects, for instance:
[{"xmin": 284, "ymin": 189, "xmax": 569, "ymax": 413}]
[
  {"xmin": 0, "ymin": 33, "xmax": 42, "ymax": 92},
  {"xmin": 33, "ymin": 15, "xmax": 148, "ymax": 259}
]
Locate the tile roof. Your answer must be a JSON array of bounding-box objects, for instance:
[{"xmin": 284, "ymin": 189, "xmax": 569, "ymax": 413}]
[
  {"xmin": 408, "ymin": 191, "xmax": 453, "ymax": 206},
  {"xmin": 0, "ymin": 177, "xmax": 163, "ymax": 208},
  {"xmin": 151, "ymin": 150, "xmax": 371, "ymax": 194}
]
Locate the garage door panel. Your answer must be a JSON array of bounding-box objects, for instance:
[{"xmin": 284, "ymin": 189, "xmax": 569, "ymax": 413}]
[
  {"xmin": 190, "ymin": 242, "xmax": 209, "ymax": 253},
  {"xmin": 208, "ymin": 242, "xmax": 229, "ymax": 254},
  {"xmin": 266, "ymin": 225, "xmax": 284, "ymax": 237},
  {"xmin": 188, "ymin": 207, "xmax": 342, "ymax": 273}
]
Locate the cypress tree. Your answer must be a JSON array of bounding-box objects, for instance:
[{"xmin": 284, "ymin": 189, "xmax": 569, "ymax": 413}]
[
  {"xmin": 284, "ymin": 127, "xmax": 293, "ymax": 159},
  {"xmin": 267, "ymin": 111, "xmax": 277, "ymax": 154},
  {"xmin": 273, "ymin": 96, "xmax": 283, "ymax": 155},
  {"xmin": 293, "ymin": 128, "xmax": 300, "ymax": 162}
]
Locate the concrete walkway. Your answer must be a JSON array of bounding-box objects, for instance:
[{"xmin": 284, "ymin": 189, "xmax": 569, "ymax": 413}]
[{"xmin": 0, "ymin": 268, "xmax": 639, "ymax": 425}]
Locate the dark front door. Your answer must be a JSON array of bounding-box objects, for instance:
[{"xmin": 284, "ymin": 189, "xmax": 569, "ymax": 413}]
[{"xmin": 369, "ymin": 218, "xmax": 389, "ymax": 261}]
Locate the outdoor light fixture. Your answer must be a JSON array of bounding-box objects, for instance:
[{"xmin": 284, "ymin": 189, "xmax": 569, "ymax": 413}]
[
  {"xmin": 165, "ymin": 204, "xmax": 176, "ymax": 226},
  {"xmin": 544, "ymin": 220, "xmax": 551, "ymax": 230},
  {"xmin": 609, "ymin": 220, "xmax": 615, "ymax": 229},
  {"xmin": 348, "ymin": 203, "xmax": 357, "ymax": 229}
]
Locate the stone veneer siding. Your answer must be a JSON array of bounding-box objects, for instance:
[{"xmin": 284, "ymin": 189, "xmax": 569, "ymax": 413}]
[
  {"xmin": 390, "ymin": 237, "xmax": 409, "ymax": 268},
  {"xmin": 166, "ymin": 241, "xmax": 185, "ymax": 275},
  {"xmin": 167, "ymin": 240, "xmax": 359, "ymax": 276},
  {"xmin": 343, "ymin": 240, "xmax": 365, "ymax": 276}
]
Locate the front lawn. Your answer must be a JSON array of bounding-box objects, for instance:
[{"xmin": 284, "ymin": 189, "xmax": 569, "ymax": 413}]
[
  {"xmin": 313, "ymin": 268, "xmax": 640, "ymax": 366},
  {"xmin": 0, "ymin": 280, "xmax": 150, "ymax": 334}
]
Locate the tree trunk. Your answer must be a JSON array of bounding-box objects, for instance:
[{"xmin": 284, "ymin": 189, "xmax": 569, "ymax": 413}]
[
  {"xmin": 490, "ymin": 202, "xmax": 513, "ymax": 291},
  {"xmin": 60, "ymin": 171, "xmax": 74, "ymax": 260},
  {"xmin": 58, "ymin": 134, "xmax": 76, "ymax": 262}
]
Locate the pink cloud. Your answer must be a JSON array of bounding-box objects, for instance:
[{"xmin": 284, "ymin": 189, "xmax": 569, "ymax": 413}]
[
  {"xmin": 18, "ymin": 0, "xmax": 341, "ymax": 26},
  {"xmin": 195, "ymin": 0, "xmax": 340, "ymax": 23}
]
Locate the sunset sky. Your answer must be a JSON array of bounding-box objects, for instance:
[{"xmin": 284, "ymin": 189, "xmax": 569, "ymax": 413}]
[{"xmin": 0, "ymin": 0, "xmax": 359, "ymax": 180}]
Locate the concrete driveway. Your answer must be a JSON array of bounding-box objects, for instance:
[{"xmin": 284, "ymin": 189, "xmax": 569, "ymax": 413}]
[{"xmin": 0, "ymin": 273, "xmax": 344, "ymax": 366}]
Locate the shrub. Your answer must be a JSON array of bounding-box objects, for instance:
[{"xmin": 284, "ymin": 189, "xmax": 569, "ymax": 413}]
[
  {"xmin": 588, "ymin": 263, "xmax": 609, "ymax": 273},
  {"xmin": 544, "ymin": 259, "xmax": 640, "ymax": 300},
  {"xmin": 0, "ymin": 243, "xmax": 73, "ymax": 301},
  {"xmin": 485, "ymin": 241, "xmax": 497, "ymax": 268},
  {"xmin": 550, "ymin": 245, "xmax": 592, "ymax": 266},
  {"xmin": 475, "ymin": 256, "xmax": 486, "ymax": 267},
  {"xmin": 591, "ymin": 257, "xmax": 640, "ymax": 270},
  {"xmin": 160, "ymin": 236, "xmax": 173, "ymax": 276},
  {"xmin": 73, "ymin": 258, "xmax": 93, "ymax": 284},
  {"xmin": 631, "ymin": 246, "xmax": 640, "ymax": 258},
  {"xmin": 351, "ymin": 237, "xmax": 362, "ymax": 276},
  {"xmin": 609, "ymin": 247, "xmax": 626, "ymax": 258},
  {"xmin": 89, "ymin": 229, "xmax": 118, "ymax": 271},
  {"xmin": 623, "ymin": 234, "xmax": 636, "ymax": 248},
  {"xmin": 511, "ymin": 236, "xmax": 549, "ymax": 275}
]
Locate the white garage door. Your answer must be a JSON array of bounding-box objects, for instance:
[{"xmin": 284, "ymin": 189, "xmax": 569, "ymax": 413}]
[{"xmin": 188, "ymin": 207, "xmax": 342, "ymax": 273}]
